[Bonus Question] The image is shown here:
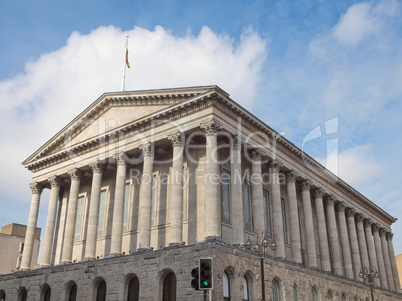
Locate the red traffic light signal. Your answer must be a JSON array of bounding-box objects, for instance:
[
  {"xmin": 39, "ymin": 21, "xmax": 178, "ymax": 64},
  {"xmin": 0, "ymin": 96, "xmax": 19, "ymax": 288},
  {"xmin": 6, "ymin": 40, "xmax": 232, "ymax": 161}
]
[
  {"xmin": 191, "ymin": 267, "xmax": 199, "ymax": 290},
  {"xmin": 199, "ymin": 258, "xmax": 213, "ymax": 290}
]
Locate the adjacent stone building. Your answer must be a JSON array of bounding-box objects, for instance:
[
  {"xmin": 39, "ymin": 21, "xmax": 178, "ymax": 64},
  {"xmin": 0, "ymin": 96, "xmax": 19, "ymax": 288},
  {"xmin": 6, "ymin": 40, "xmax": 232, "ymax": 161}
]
[{"xmin": 0, "ymin": 85, "xmax": 401, "ymax": 300}]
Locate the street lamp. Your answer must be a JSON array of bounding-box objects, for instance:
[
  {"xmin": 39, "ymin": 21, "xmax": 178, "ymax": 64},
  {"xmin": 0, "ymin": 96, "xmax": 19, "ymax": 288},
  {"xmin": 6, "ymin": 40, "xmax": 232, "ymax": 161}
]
[
  {"xmin": 245, "ymin": 230, "xmax": 278, "ymax": 301},
  {"xmin": 359, "ymin": 265, "xmax": 379, "ymax": 301}
]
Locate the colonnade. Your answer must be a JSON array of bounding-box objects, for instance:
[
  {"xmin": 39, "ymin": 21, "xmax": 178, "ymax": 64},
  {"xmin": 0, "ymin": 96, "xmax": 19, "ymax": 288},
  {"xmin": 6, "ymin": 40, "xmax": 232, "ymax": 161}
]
[{"xmin": 20, "ymin": 124, "xmax": 400, "ymax": 292}]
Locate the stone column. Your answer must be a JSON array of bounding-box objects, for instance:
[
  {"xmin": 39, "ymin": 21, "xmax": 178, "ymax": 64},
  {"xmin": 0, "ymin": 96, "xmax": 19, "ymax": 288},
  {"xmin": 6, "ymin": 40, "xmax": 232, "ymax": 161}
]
[
  {"xmin": 168, "ymin": 132, "xmax": 185, "ymax": 245},
  {"xmin": 346, "ymin": 209, "xmax": 362, "ymax": 280},
  {"xmin": 301, "ymin": 180, "xmax": 317, "ymax": 268},
  {"xmin": 138, "ymin": 143, "xmax": 154, "ymax": 250},
  {"xmin": 380, "ymin": 228, "xmax": 395, "ymax": 290},
  {"xmin": 387, "ymin": 233, "xmax": 401, "ymax": 292},
  {"xmin": 364, "ymin": 219, "xmax": 380, "ymax": 286},
  {"xmin": 61, "ymin": 168, "xmax": 82, "ymax": 264},
  {"xmin": 110, "ymin": 152, "xmax": 128, "ymax": 255},
  {"xmin": 373, "ymin": 224, "xmax": 388, "ymax": 288},
  {"xmin": 336, "ymin": 203, "xmax": 353, "ymax": 278},
  {"xmin": 21, "ymin": 182, "xmax": 43, "ymax": 270},
  {"xmin": 325, "ymin": 196, "xmax": 343, "ymax": 275},
  {"xmin": 314, "ymin": 188, "xmax": 331, "ymax": 272},
  {"xmin": 250, "ymin": 149, "xmax": 265, "ymax": 236},
  {"xmin": 269, "ymin": 159, "xmax": 285, "ymax": 259},
  {"xmin": 40, "ymin": 176, "xmax": 61, "ymax": 266},
  {"xmin": 286, "ymin": 170, "xmax": 302, "ymax": 264},
  {"xmin": 201, "ymin": 120, "xmax": 223, "ymax": 240},
  {"xmin": 84, "ymin": 161, "xmax": 105, "ymax": 259},
  {"xmin": 230, "ymin": 135, "xmax": 244, "ymax": 245}
]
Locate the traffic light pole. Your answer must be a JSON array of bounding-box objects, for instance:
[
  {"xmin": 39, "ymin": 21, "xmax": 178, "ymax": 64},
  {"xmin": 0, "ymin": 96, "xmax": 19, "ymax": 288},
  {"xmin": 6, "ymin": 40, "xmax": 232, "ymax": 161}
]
[{"xmin": 204, "ymin": 290, "xmax": 207, "ymax": 301}]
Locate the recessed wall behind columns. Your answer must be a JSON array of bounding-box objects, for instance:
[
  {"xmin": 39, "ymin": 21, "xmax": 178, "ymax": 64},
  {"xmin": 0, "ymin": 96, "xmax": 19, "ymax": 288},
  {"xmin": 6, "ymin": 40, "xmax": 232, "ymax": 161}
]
[{"xmin": 1, "ymin": 242, "xmax": 401, "ymax": 301}]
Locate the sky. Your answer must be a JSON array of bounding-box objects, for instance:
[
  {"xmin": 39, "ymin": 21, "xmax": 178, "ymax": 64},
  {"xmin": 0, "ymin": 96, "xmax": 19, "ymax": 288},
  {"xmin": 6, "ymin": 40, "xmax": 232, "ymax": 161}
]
[{"xmin": 1, "ymin": 0, "xmax": 402, "ymax": 258}]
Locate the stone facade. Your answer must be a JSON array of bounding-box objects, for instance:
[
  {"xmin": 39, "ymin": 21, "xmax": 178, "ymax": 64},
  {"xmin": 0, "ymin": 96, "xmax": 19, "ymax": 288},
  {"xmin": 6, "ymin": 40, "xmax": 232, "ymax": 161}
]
[{"xmin": 0, "ymin": 85, "xmax": 401, "ymax": 300}]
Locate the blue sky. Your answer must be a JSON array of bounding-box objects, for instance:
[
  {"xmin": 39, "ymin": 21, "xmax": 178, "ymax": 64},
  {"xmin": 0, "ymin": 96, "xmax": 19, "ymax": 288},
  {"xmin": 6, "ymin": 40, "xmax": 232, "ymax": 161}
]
[{"xmin": 1, "ymin": 0, "xmax": 402, "ymax": 257}]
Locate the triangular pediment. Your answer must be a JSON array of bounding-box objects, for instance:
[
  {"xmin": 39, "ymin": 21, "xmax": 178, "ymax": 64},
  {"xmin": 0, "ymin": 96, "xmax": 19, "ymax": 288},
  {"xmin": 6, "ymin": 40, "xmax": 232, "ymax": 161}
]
[{"xmin": 23, "ymin": 85, "xmax": 226, "ymax": 168}]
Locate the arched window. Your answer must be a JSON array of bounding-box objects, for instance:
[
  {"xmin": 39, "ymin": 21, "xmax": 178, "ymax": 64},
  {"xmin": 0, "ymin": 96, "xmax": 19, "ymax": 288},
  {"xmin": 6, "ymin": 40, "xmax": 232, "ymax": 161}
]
[
  {"xmin": 126, "ymin": 276, "xmax": 139, "ymax": 301},
  {"xmin": 96, "ymin": 280, "xmax": 106, "ymax": 301},
  {"xmin": 223, "ymin": 272, "xmax": 230, "ymax": 301},
  {"xmin": 66, "ymin": 282, "xmax": 77, "ymax": 301},
  {"xmin": 0, "ymin": 289, "xmax": 5, "ymax": 301},
  {"xmin": 312, "ymin": 288, "xmax": 317, "ymax": 301},
  {"xmin": 341, "ymin": 294, "xmax": 346, "ymax": 301},
  {"xmin": 272, "ymin": 279, "xmax": 280, "ymax": 301},
  {"xmin": 293, "ymin": 285, "xmax": 299, "ymax": 301},
  {"xmin": 326, "ymin": 291, "xmax": 332, "ymax": 301},
  {"xmin": 243, "ymin": 277, "xmax": 249, "ymax": 301},
  {"xmin": 40, "ymin": 285, "xmax": 51, "ymax": 301},
  {"xmin": 17, "ymin": 288, "xmax": 27, "ymax": 301},
  {"xmin": 162, "ymin": 272, "xmax": 176, "ymax": 301}
]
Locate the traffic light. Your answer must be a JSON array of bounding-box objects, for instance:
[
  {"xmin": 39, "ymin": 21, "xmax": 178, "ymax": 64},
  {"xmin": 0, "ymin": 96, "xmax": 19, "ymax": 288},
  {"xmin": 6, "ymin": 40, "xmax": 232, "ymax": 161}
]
[
  {"xmin": 191, "ymin": 267, "xmax": 199, "ymax": 290},
  {"xmin": 199, "ymin": 258, "xmax": 213, "ymax": 290}
]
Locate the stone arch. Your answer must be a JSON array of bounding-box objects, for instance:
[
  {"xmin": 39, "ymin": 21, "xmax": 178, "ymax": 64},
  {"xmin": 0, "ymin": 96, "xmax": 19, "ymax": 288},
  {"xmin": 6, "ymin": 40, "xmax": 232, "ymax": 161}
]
[
  {"xmin": 243, "ymin": 270, "xmax": 254, "ymax": 301},
  {"xmin": 121, "ymin": 273, "xmax": 140, "ymax": 301},
  {"xmin": 271, "ymin": 277, "xmax": 283, "ymax": 301},
  {"xmin": 64, "ymin": 280, "xmax": 77, "ymax": 301},
  {"xmin": 39, "ymin": 283, "xmax": 51, "ymax": 301},
  {"xmin": 0, "ymin": 289, "xmax": 5, "ymax": 301},
  {"xmin": 91, "ymin": 277, "xmax": 107, "ymax": 301},
  {"xmin": 311, "ymin": 285, "xmax": 319, "ymax": 301},
  {"xmin": 223, "ymin": 266, "xmax": 236, "ymax": 300},
  {"xmin": 157, "ymin": 269, "xmax": 176, "ymax": 301},
  {"xmin": 292, "ymin": 282, "xmax": 299, "ymax": 301},
  {"xmin": 326, "ymin": 289, "xmax": 333, "ymax": 300},
  {"xmin": 17, "ymin": 287, "xmax": 27, "ymax": 301}
]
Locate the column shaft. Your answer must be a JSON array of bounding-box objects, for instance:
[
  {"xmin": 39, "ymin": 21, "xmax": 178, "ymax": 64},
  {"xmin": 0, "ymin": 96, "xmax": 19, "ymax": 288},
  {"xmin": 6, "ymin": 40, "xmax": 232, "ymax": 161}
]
[
  {"xmin": 251, "ymin": 150, "xmax": 264, "ymax": 236},
  {"xmin": 21, "ymin": 183, "xmax": 43, "ymax": 270},
  {"xmin": 40, "ymin": 176, "xmax": 61, "ymax": 266},
  {"xmin": 138, "ymin": 143, "xmax": 154, "ymax": 250},
  {"xmin": 365, "ymin": 220, "xmax": 380, "ymax": 286},
  {"xmin": 301, "ymin": 180, "xmax": 317, "ymax": 268},
  {"xmin": 110, "ymin": 153, "xmax": 128, "ymax": 254},
  {"xmin": 286, "ymin": 171, "xmax": 302, "ymax": 264},
  {"xmin": 314, "ymin": 189, "xmax": 331, "ymax": 272},
  {"xmin": 84, "ymin": 162, "xmax": 105, "ymax": 259},
  {"xmin": 347, "ymin": 210, "xmax": 361, "ymax": 280},
  {"xmin": 270, "ymin": 160, "xmax": 285, "ymax": 259},
  {"xmin": 168, "ymin": 133, "xmax": 185, "ymax": 245},
  {"xmin": 337, "ymin": 203, "xmax": 353, "ymax": 278},
  {"xmin": 380, "ymin": 228, "xmax": 395, "ymax": 290},
  {"xmin": 231, "ymin": 136, "xmax": 244, "ymax": 245},
  {"xmin": 387, "ymin": 233, "xmax": 401, "ymax": 292},
  {"xmin": 61, "ymin": 169, "xmax": 81, "ymax": 263},
  {"xmin": 326, "ymin": 196, "xmax": 343, "ymax": 275},
  {"xmin": 373, "ymin": 224, "xmax": 388, "ymax": 288},
  {"xmin": 201, "ymin": 121, "xmax": 222, "ymax": 239}
]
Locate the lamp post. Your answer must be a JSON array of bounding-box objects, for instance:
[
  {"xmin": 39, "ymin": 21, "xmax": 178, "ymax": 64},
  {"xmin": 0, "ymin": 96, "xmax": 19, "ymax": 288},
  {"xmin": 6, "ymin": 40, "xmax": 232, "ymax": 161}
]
[
  {"xmin": 245, "ymin": 230, "xmax": 278, "ymax": 301},
  {"xmin": 359, "ymin": 265, "xmax": 379, "ymax": 301}
]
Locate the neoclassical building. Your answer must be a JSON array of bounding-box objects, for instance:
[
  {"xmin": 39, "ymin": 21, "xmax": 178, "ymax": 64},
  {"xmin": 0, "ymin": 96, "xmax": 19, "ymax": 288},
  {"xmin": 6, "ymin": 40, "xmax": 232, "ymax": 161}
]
[{"xmin": 0, "ymin": 85, "xmax": 401, "ymax": 300}]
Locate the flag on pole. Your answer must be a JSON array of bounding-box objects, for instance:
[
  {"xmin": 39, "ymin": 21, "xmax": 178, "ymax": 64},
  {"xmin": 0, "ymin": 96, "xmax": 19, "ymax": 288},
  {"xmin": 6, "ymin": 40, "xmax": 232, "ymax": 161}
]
[{"xmin": 126, "ymin": 48, "xmax": 130, "ymax": 68}]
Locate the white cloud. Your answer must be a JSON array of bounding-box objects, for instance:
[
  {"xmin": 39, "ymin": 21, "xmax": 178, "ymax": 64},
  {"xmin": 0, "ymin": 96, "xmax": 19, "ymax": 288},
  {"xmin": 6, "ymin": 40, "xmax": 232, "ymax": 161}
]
[{"xmin": 0, "ymin": 25, "xmax": 267, "ymax": 205}]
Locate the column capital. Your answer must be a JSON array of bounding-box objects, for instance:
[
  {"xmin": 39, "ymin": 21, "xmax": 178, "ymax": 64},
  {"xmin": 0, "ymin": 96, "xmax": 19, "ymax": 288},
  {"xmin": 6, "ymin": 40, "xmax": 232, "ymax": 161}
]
[
  {"xmin": 231, "ymin": 134, "xmax": 243, "ymax": 149},
  {"xmin": 168, "ymin": 132, "xmax": 184, "ymax": 147},
  {"xmin": 286, "ymin": 170, "xmax": 299, "ymax": 183},
  {"xmin": 201, "ymin": 120, "xmax": 223, "ymax": 135},
  {"xmin": 345, "ymin": 208, "xmax": 356, "ymax": 217},
  {"xmin": 364, "ymin": 218, "xmax": 373, "ymax": 228},
  {"xmin": 379, "ymin": 228, "xmax": 387, "ymax": 237},
  {"xmin": 112, "ymin": 152, "xmax": 127, "ymax": 166},
  {"xmin": 300, "ymin": 180, "xmax": 313, "ymax": 191},
  {"xmin": 336, "ymin": 202, "xmax": 346, "ymax": 212},
  {"xmin": 67, "ymin": 168, "xmax": 82, "ymax": 181},
  {"xmin": 356, "ymin": 213, "xmax": 365, "ymax": 223},
  {"xmin": 250, "ymin": 149, "xmax": 264, "ymax": 161},
  {"xmin": 386, "ymin": 232, "xmax": 394, "ymax": 241},
  {"xmin": 269, "ymin": 159, "xmax": 283, "ymax": 173},
  {"xmin": 29, "ymin": 182, "xmax": 43, "ymax": 195},
  {"xmin": 139, "ymin": 143, "xmax": 153, "ymax": 157},
  {"xmin": 313, "ymin": 188, "xmax": 325, "ymax": 198},
  {"xmin": 325, "ymin": 195, "xmax": 336, "ymax": 206},
  {"xmin": 47, "ymin": 176, "xmax": 61, "ymax": 188},
  {"xmin": 89, "ymin": 160, "xmax": 107, "ymax": 173},
  {"xmin": 372, "ymin": 223, "xmax": 380, "ymax": 232}
]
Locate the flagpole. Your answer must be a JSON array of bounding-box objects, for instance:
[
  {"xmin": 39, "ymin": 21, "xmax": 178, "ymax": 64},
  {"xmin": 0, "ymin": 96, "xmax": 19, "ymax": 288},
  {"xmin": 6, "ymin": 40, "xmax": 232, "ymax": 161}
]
[{"xmin": 121, "ymin": 32, "xmax": 129, "ymax": 91}]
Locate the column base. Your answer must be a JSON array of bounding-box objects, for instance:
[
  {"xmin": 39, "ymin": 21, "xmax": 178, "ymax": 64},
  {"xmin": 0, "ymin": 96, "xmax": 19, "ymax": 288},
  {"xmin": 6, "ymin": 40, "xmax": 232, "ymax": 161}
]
[
  {"xmin": 19, "ymin": 267, "xmax": 31, "ymax": 271},
  {"xmin": 38, "ymin": 264, "xmax": 51, "ymax": 268},
  {"xmin": 106, "ymin": 252, "xmax": 122, "ymax": 258},
  {"xmin": 136, "ymin": 247, "xmax": 153, "ymax": 252},
  {"xmin": 204, "ymin": 235, "xmax": 221, "ymax": 242},
  {"xmin": 81, "ymin": 257, "xmax": 96, "ymax": 262},
  {"xmin": 169, "ymin": 242, "xmax": 185, "ymax": 247},
  {"xmin": 59, "ymin": 260, "xmax": 72, "ymax": 265}
]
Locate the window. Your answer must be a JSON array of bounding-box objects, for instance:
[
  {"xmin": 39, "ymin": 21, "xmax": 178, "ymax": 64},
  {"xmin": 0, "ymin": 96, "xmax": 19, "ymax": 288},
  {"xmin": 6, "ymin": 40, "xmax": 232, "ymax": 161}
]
[
  {"xmin": 162, "ymin": 272, "xmax": 176, "ymax": 301},
  {"xmin": 74, "ymin": 196, "xmax": 85, "ymax": 242},
  {"xmin": 293, "ymin": 285, "xmax": 299, "ymax": 301},
  {"xmin": 281, "ymin": 198, "xmax": 288, "ymax": 244},
  {"xmin": 123, "ymin": 183, "xmax": 131, "ymax": 232},
  {"xmin": 0, "ymin": 289, "xmax": 5, "ymax": 301},
  {"xmin": 263, "ymin": 190, "xmax": 271, "ymax": 233},
  {"xmin": 221, "ymin": 171, "xmax": 231, "ymax": 224},
  {"xmin": 19, "ymin": 242, "xmax": 24, "ymax": 253},
  {"xmin": 68, "ymin": 283, "xmax": 77, "ymax": 301},
  {"xmin": 327, "ymin": 291, "xmax": 332, "ymax": 301},
  {"xmin": 312, "ymin": 288, "xmax": 317, "ymax": 301},
  {"xmin": 41, "ymin": 286, "xmax": 51, "ymax": 301},
  {"xmin": 17, "ymin": 288, "xmax": 27, "ymax": 301},
  {"xmin": 97, "ymin": 190, "xmax": 107, "ymax": 237},
  {"xmin": 126, "ymin": 276, "xmax": 139, "ymax": 301},
  {"xmin": 96, "ymin": 280, "xmax": 106, "ymax": 301},
  {"xmin": 243, "ymin": 277, "xmax": 249, "ymax": 301},
  {"xmin": 17, "ymin": 256, "xmax": 22, "ymax": 269},
  {"xmin": 223, "ymin": 272, "xmax": 230, "ymax": 301},
  {"xmin": 243, "ymin": 181, "xmax": 252, "ymax": 231},
  {"xmin": 272, "ymin": 279, "xmax": 280, "ymax": 301},
  {"xmin": 151, "ymin": 175, "xmax": 157, "ymax": 226}
]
